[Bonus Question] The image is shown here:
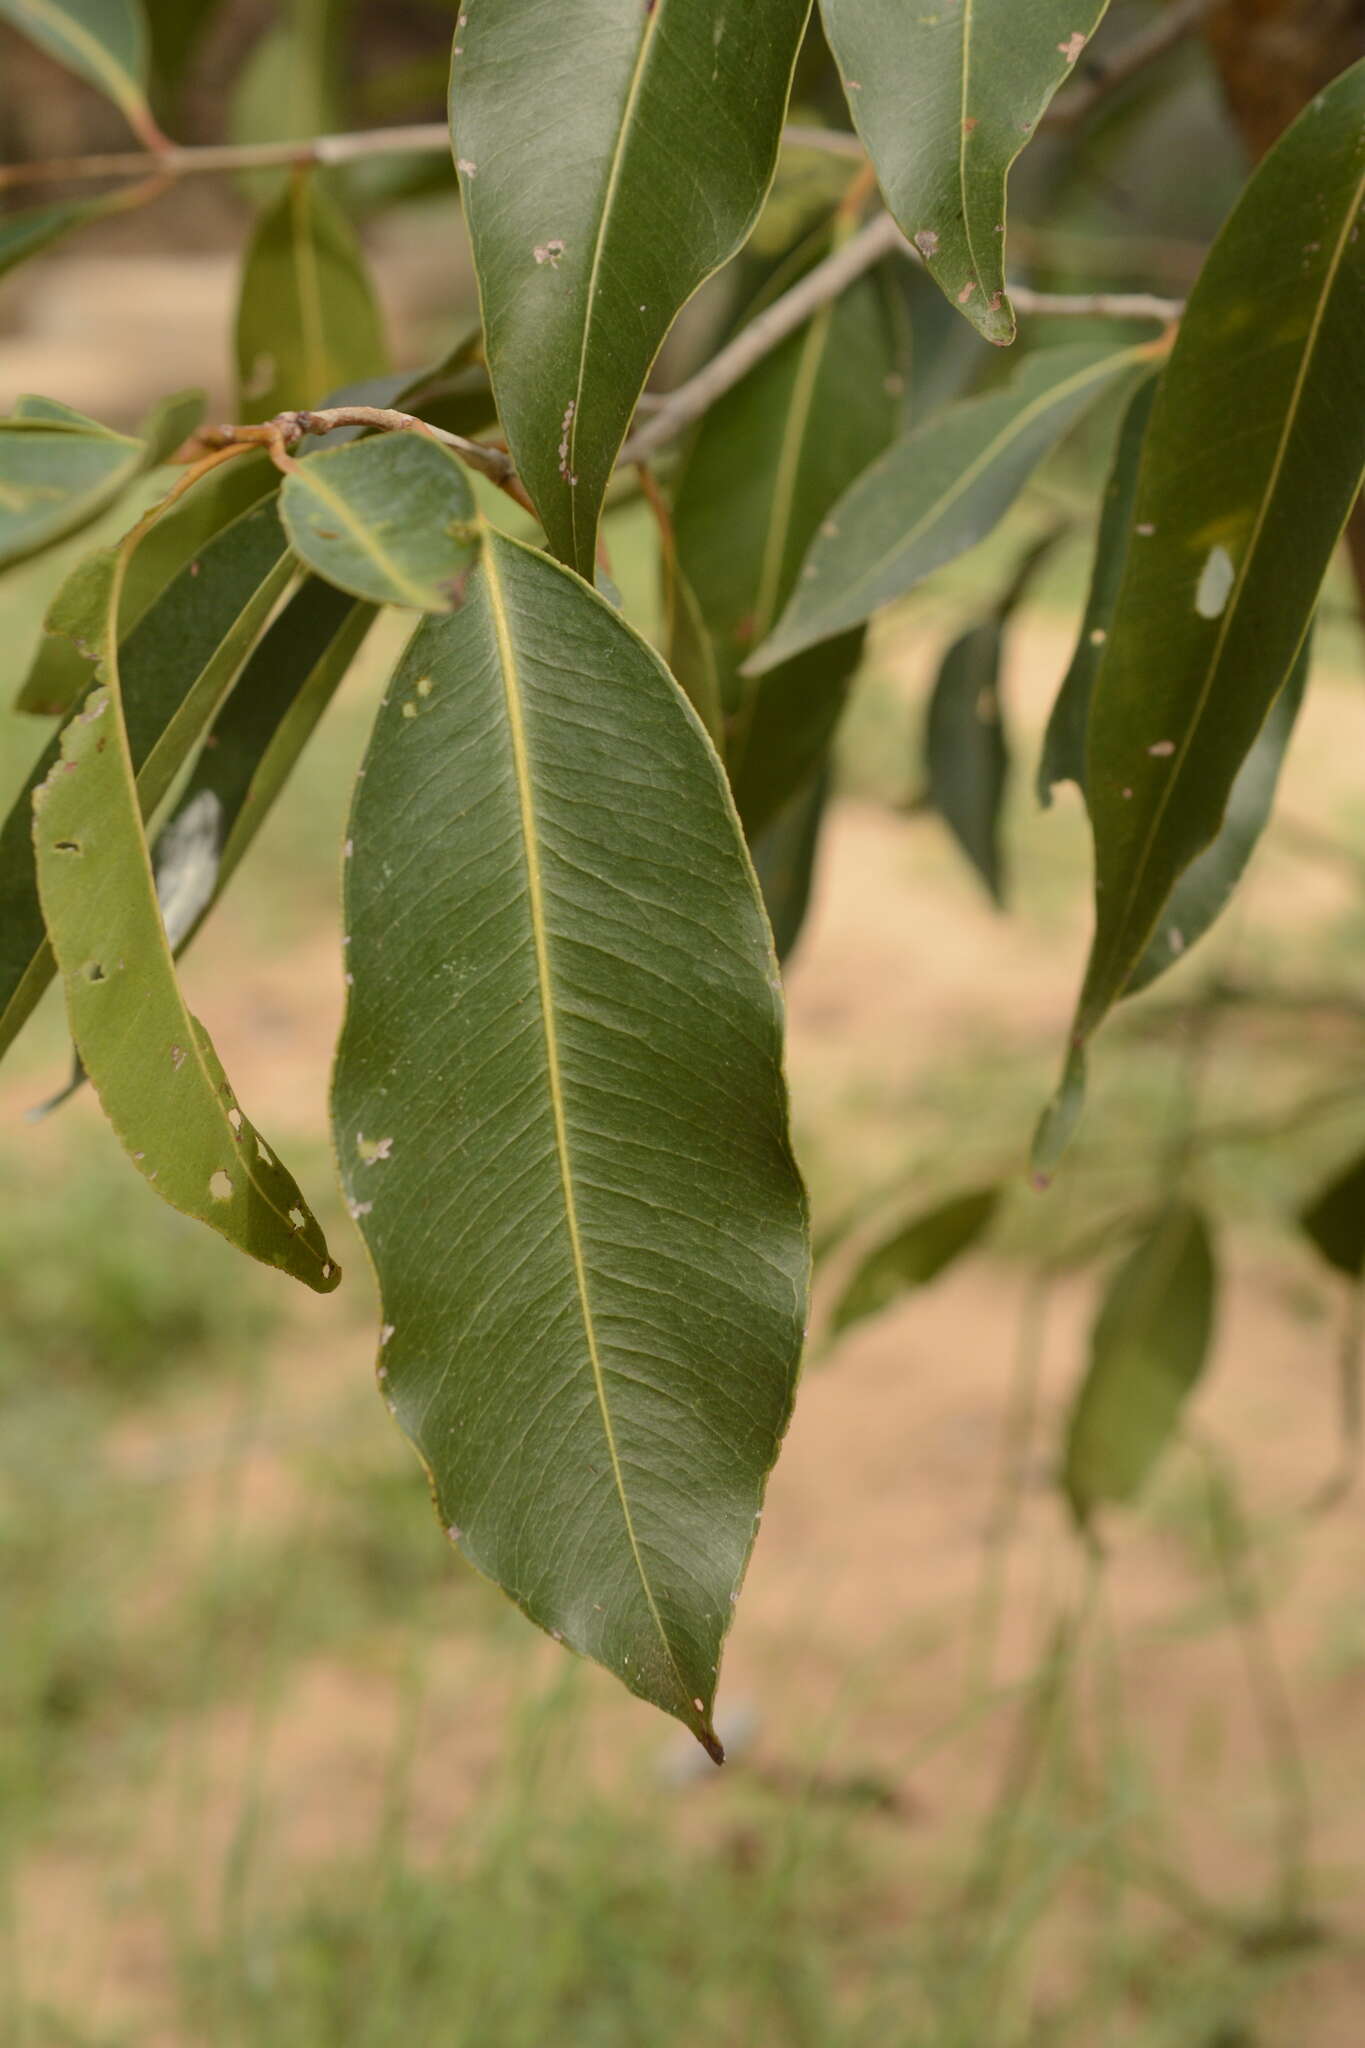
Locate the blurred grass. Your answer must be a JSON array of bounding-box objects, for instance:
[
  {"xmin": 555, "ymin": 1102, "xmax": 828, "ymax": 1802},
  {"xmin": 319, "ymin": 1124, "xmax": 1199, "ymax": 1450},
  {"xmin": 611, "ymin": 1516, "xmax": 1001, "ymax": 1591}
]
[{"xmin": 2, "ymin": 414, "xmax": 1365, "ymax": 2046}]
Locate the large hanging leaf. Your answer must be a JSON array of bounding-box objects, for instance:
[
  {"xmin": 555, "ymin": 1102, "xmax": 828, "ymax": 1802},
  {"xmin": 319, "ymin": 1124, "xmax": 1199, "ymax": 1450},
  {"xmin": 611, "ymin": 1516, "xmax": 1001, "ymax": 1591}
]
[
  {"xmin": 280, "ymin": 433, "xmax": 479, "ymax": 610},
  {"xmin": 1063, "ymin": 1203, "xmax": 1216, "ymax": 1528},
  {"xmin": 1037, "ymin": 376, "xmax": 1159, "ymax": 807},
  {"xmin": 1125, "ymin": 639, "xmax": 1308, "ymax": 996},
  {"xmin": 451, "ymin": 0, "xmax": 812, "ymax": 577},
  {"xmin": 747, "ymin": 341, "xmax": 1152, "ymax": 674},
  {"xmin": 0, "ymin": 495, "xmax": 291, "ymax": 1064},
  {"xmin": 229, "ymin": 0, "xmax": 348, "ymax": 205},
  {"xmin": 0, "ymin": 0, "xmax": 162, "ymax": 144},
  {"xmin": 1061, "ymin": 63, "xmax": 1365, "ymax": 1075},
  {"xmin": 671, "ymin": 250, "xmax": 903, "ymax": 838},
  {"xmin": 235, "ymin": 170, "xmax": 388, "ymax": 421},
  {"xmin": 924, "ymin": 619, "xmax": 1010, "ymax": 906},
  {"xmin": 17, "ymin": 452, "xmax": 277, "ymax": 717},
  {"xmin": 820, "ymin": 0, "xmax": 1108, "ymax": 343},
  {"xmin": 32, "ymin": 553, "xmax": 339, "ymax": 1292},
  {"xmin": 831, "ymin": 1187, "xmax": 1000, "ymax": 1338},
  {"xmin": 333, "ymin": 525, "xmax": 808, "ymax": 1753}
]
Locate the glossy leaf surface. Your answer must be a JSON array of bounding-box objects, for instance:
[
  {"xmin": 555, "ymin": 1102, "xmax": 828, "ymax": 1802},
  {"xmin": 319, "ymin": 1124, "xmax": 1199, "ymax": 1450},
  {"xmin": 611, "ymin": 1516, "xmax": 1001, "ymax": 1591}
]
[
  {"xmin": 235, "ymin": 171, "xmax": 387, "ymax": 421},
  {"xmin": 1064, "ymin": 1203, "xmax": 1215, "ymax": 1526},
  {"xmin": 333, "ymin": 528, "xmax": 808, "ymax": 1752},
  {"xmin": 749, "ymin": 341, "xmax": 1148, "ymax": 673},
  {"xmin": 832, "ymin": 1187, "xmax": 1000, "ymax": 1337},
  {"xmin": 451, "ymin": 0, "xmax": 811, "ymax": 576},
  {"xmin": 1071, "ymin": 64, "xmax": 1365, "ymax": 1054},
  {"xmin": 820, "ymin": 0, "xmax": 1107, "ymax": 342},
  {"xmin": 0, "ymin": 0, "xmax": 159, "ymax": 141},
  {"xmin": 0, "ymin": 497, "xmax": 291, "ymax": 1063},
  {"xmin": 1038, "ymin": 376, "xmax": 1158, "ymax": 807},
  {"xmin": 280, "ymin": 434, "xmax": 479, "ymax": 610},
  {"xmin": 925, "ymin": 619, "xmax": 1009, "ymax": 905},
  {"xmin": 32, "ymin": 558, "xmax": 339, "ymax": 1293}
]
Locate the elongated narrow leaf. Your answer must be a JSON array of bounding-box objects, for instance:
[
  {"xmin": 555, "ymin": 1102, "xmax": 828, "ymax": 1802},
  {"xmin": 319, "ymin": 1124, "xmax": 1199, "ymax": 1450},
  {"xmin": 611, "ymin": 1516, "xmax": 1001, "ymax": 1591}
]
[
  {"xmin": 1126, "ymin": 639, "xmax": 1308, "ymax": 995},
  {"xmin": 750, "ymin": 767, "xmax": 828, "ymax": 965},
  {"xmin": 1038, "ymin": 376, "xmax": 1158, "ymax": 807},
  {"xmin": 832, "ymin": 1187, "xmax": 1000, "ymax": 1337},
  {"xmin": 16, "ymin": 452, "xmax": 277, "ymax": 717},
  {"xmin": 749, "ymin": 341, "xmax": 1150, "ymax": 674},
  {"xmin": 235, "ymin": 171, "xmax": 387, "ymax": 421},
  {"xmin": 821, "ymin": 0, "xmax": 1106, "ymax": 343},
  {"xmin": 333, "ymin": 525, "xmax": 808, "ymax": 1753},
  {"xmin": 1064, "ymin": 1203, "xmax": 1216, "ymax": 1526},
  {"xmin": 1302, "ymin": 1153, "xmax": 1365, "ymax": 1279},
  {"xmin": 925, "ymin": 620, "xmax": 1009, "ymax": 905},
  {"xmin": 451, "ymin": 0, "xmax": 811, "ymax": 576},
  {"xmin": 0, "ymin": 0, "xmax": 161, "ymax": 143},
  {"xmin": 0, "ymin": 496, "xmax": 291, "ymax": 1063},
  {"xmin": 32, "ymin": 559, "xmax": 338, "ymax": 1292},
  {"xmin": 672, "ymin": 252, "xmax": 902, "ymax": 836},
  {"xmin": 280, "ymin": 434, "xmax": 478, "ymax": 610},
  {"xmin": 0, "ymin": 198, "xmax": 104, "ymax": 280},
  {"xmin": 1068, "ymin": 63, "xmax": 1365, "ymax": 1058},
  {"xmin": 151, "ymin": 578, "xmax": 375, "ymax": 953},
  {"xmin": 229, "ymin": 0, "xmax": 348, "ymax": 205}
]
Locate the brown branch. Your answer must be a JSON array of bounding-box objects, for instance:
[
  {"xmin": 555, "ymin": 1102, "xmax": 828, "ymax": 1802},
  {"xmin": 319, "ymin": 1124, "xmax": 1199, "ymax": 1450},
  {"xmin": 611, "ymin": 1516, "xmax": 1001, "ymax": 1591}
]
[{"xmin": 194, "ymin": 406, "xmax": 536, "ymax": 513}]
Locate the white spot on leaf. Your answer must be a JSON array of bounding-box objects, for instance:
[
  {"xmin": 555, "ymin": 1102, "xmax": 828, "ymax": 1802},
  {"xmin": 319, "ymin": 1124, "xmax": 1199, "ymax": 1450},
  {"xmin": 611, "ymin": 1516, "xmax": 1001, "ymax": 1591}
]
[{"xmin": 1195, "ymin": 544, "xmax": 1235, "ymax": 620}]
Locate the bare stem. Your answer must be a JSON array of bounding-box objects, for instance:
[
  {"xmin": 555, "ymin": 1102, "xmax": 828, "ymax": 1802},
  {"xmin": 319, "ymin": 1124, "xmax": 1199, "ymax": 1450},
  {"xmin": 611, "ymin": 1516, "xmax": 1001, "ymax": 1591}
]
[{"xmin": 195, "ymin": 406, "xmax": 535, "ymax": 512}]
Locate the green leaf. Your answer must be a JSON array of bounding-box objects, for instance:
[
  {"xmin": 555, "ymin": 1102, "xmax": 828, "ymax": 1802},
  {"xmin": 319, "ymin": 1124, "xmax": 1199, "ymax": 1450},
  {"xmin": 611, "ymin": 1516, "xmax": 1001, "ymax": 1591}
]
[
  {"xmin": 0, "ymin": 495, "xmax": 292, "ymax": 1064},
  {"xmin": 670, "ymin": 247, "xmax": 903, "ymax": 836},
  {"xmin": 925, "ymin": 619, "xmax": 1009, "ymax": 905},
  {"xmin": 820, "ymin": 0, "xmax": 1107, "ymax": 343},
  {"xmin": 0, "ymin": 0, "xmax": 161, "ymax": 143},
  {"xmin": 831, "ymin": 1187, "xmax": 1000, "ymax": 1337},
  {"xmin": 1038, "ymin": 375, "xmax": 1159, "ymax": 807},
  {"xmin": 32, "ymin": 556, "xmax": 339, "ymax": 1293},
  {"xmin": 1066, "ymin": 64, "xmax": 1365, "ymax": 1063},
  {"xmin": 151, "ymin": 578, "xmax": 375, "ymax": 954},
  {"xmin": 332, "ymin": 525, "xmax": 808, "ymax": 1753},
  {"xmin": 234, "ymin": 171, "xmax": 388, "ymax": 422},
  {"xmin": 229, "ymin": 0, "xmax": 348, "ymax": 205},
  {"xmin": 1125, "ymin": 638, "xmax": 1308, "ymax": 996},
  {"xmin": 280, "ymin": 434, "xmax": 479, "ymax": 610},
  {"xmin": 750, "ymin": 766, "xmax": 828, "ymax": 966},
  {"xmin": 1063, "ymin": 1203, "xmax": 1216, "ymax": 1527},
  {"xmin": 748, "ymin": 340, "xmax": 1151, "ymax": 674},
  {"xmin": 0, "ymin": 198, "xmax": 104, "ymax": 280},
  {"xmin": 16, "ymin": 451, "xmax": 278, "ymax": 717},
  {"xmin": 451, "ymin": 0, "xmax": 812, "ymax": 577},
  {"xmin": 0, "ymin": 417, "xmax": 143, "ymax": 569},
  {"xmin": 1302, "ymin": 1152, "xmax": 1365, "ymax": 1280}
]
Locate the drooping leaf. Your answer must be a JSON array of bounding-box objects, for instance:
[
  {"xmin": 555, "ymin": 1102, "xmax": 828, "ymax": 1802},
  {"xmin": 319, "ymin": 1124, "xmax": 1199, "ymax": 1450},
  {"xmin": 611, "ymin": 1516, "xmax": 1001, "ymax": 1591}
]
[
  {"xmin": 1063, "ymin": 63, "xmax": 1365, "ymax": 1069},
  {"xmin": 0, "ymin": 0, "xmax": 161, "ymax": 144},
  {"xmin": 16, "ymin": 452, "xmax": 277, "ymax": 716},
  {"xmin": 1125, "ymin": 637, "xmax": 1308, "ymax": 996},
  {"xmin": 1038, "ymin": 375, "xmax": 1159, "ymax": 807},
  {"xmin": 280, "ymin": 433, "xmax": 479, "ymax": 610},
  {"xmin": 831, "ymin": 1186, "xmax": 1000, "ymax": 1337},
  {"xmin": 451, "ymin": 0, "xmax": 812, "ymax": 576},
  {"xmin": 748, "ymin": 341, "xmax": 1152, "ymax": 674},
  {"xmin": 1302, "ymin": 1151, "xmax": 1365, "ymax": 1280},
  {"xmin": 229, "ymin": 0, "xmax": 349, "ymax": 205},
  {"xmin": 32, "ymin": 555, "xmax": 339, "ymax": 1292},
  {"xmin": 150, "ymin": 578, "xmax": 375, "ymax": 954},
  {"xmin": 234, "ymin": 170, "xmax": 388, "ymax": 421},
  {"xmin": 750, "ymin": 766, "xmax": 829, "ymax": 965},
  {"xmin": 925, "ymin": 620, "xmax": 1010, "ymax": 905},
  {"xmin": 0, "ymin": 417, "xmax": 144, "ymax": 569},
  {"xmin": 820, "ymin": 0, "xmax": 1108, "ymax": 342},
  {"xmin": 1063, "ymin": 1203, "xmax": 1216, "ymax": 1527},
  {"xmin": 333, "ymin": 525, "xmax": 809, "ymax": 1754},
  {"xmin": 671, "ymin": 247, "xmax": 903, "ymax": 837},
  {"xmin": 0, "ymin": 495, "xmax": 292, "ymax": 1064}
]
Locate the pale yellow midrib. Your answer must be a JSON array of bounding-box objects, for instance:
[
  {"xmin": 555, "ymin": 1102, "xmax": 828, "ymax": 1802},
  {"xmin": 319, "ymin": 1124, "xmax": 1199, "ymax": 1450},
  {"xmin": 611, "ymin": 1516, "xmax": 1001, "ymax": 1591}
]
[
  {"xmin": 288, "ymin": 466, "xmax": 434, "ymax": 608},
  {"xmin": 565, "ymin": 2, "xmax": 665, "ymax": 556},
  {"xmin": 480, "ymin": 536, "xmax": 689, "ymax": 1700},
  {"xmin": 1093, "ymin": 155, "xmax": 1365, "ymax": 1005},
  {"xmin": 291, "ymin": 174, "xmax": 331, "ymax": 403},
  {"xmin": 16, "ymin": 0, "xmax": 140, "ymax": 114},
  {"xmin": 752, "ymin": 299, "xmax": 834, "ymax": 641},
  {"xmin": 956, "ymin": 0, "xmax": 984, "ymax": 291}
]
